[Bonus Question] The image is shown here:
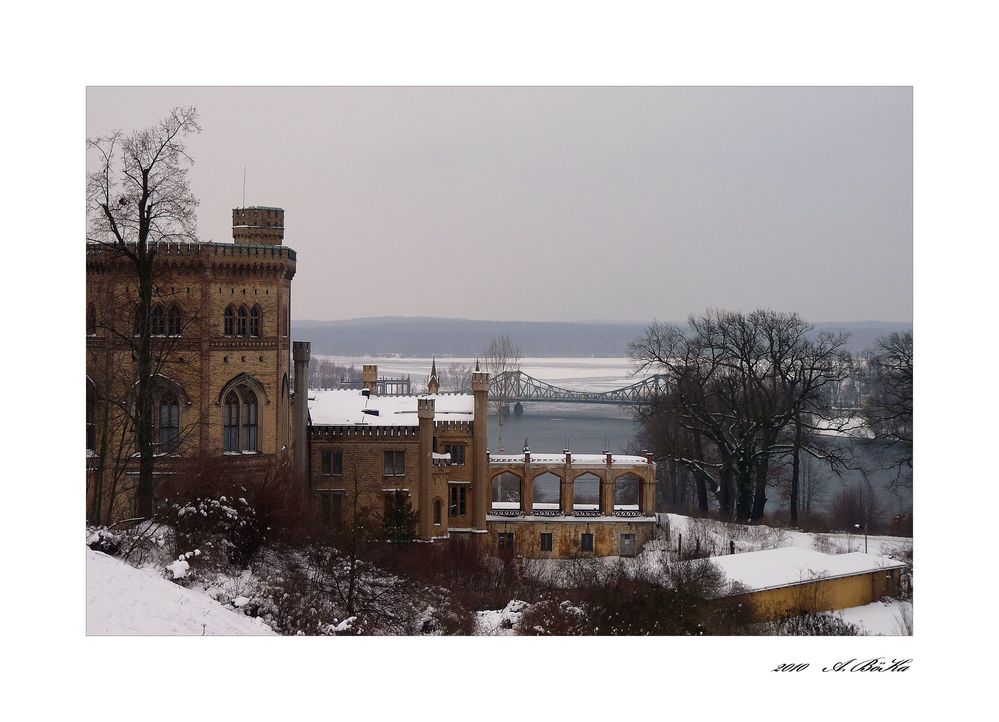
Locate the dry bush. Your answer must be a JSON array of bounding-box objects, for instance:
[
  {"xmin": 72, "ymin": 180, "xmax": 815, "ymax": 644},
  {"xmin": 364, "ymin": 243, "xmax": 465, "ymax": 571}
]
[
  {"xmin": 517, "ymin": 557, "xmax": 751, "ymax": 636},
  {"xmin": 828, "ymin": 483, "xmax": 886, "ymax": 533},
  {"xmin": 755, "ymin": 612, "xmax": 861, "ymax": 636},
  {"xmin": 894, "ymin": 602, "xmax": 914, "ymax": 635},
  {"xmin": 812, "ymin": 534, "xmax": 838, "ymax": 555},
  {"xmin": 888, "ymin": 513, "xmax": 913, "ymax": 537},
  {"xmin": 163, "ymin": 455, "xmax": 315, "ymax": 544}
]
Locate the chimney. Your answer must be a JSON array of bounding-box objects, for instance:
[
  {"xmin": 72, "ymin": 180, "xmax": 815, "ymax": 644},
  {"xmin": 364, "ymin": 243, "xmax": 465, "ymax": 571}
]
[
  {"xmin": 292, "ymin": 341, "xmax": 311, "ymax": 485},
  {"xmin": 363, "ymin": 364, "xmax": 378, "ymax": 395}
]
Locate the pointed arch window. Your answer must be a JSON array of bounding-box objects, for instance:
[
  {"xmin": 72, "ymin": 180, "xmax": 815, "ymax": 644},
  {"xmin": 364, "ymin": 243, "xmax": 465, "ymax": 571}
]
[
  {"xmin": 86, "ymin": 303, "xmax": 97, "ymax": 336},
  {"xmin": 168, "ymin": 305, "xmax": 182, "ymax": 336},
  {"xmin": 433, "ymin": 499, "xmax": 443, "ymax": 526},
  {"xmin": 573, "ymin": 473, "xmax": 601, "ymax": 513},
  {"xmin": 249, "ymin": 305, "xmax": 261, "ymax": 337},
  {"xmin": 224, "ymin": 306, "xmax": 235, "ymax": 336},
  {"xmin": 241, "ymin": 388, "xmax": 258, "ymax": 452},
  {"xmin": 159, "ymin": 393, "xmax": 180, "ymax": 453},
  {"xmin": 491, "ymin": 472, "xmax": 522, "ymax": 512},
  {"xmin": 223, "ymin": 391, "xmax": 240, "ymax": 452},
  {"xmin": 151, "ymin": 304, "xmax": 165, "ymax": 336},
  {"xmin": 237, "ymin": 306, "xmax": 248, "ymax": 337}
]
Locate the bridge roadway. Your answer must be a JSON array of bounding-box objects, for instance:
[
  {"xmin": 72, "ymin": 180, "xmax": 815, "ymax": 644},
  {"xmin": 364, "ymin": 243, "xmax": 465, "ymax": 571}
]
[{"xmin": 479, "ymin": 370, "xmax": 669, "ymax": 406}]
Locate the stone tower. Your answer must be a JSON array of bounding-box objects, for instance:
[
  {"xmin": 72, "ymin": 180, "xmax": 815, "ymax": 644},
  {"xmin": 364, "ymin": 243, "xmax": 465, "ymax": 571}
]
[
  {"xmin": 471, "ymin": 363, "xmax": 490, "ymax": 529},
  {"xmin": 363, "ymin": 364, "xmax": 378, "ymax": 394},
  {"xmin": 293, "ymin": 341, "xmax": 311, "ymax": 485},
  {"xmin": 417, "ymin": 397, "xmax": 435, "ymax": 539},
  {"xmin": 232, "ymin": 207, "xmax": 285, "ymax": 245}
]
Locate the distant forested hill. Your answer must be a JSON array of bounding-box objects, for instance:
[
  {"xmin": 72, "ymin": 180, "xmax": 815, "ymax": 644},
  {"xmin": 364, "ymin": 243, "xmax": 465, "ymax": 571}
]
[{"xmin": 292, "ymin": 317, "xmax": 911, "ymax": 357}]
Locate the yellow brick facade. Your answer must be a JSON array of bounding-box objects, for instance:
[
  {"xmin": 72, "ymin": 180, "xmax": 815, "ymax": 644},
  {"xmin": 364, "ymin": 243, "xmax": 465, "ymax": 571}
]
[{"xmin": 86, "ymin": 207, "xmax": 302, "ymax": 521}]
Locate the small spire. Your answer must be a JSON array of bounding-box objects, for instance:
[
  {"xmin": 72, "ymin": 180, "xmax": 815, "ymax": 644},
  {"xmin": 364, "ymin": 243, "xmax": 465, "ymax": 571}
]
[
  {"xmin": 427, "ymin": 356, "xmax": 440, "ymax": 394},
  {"xmin": 474, "ymin": 358, "xmax": 480, "ymax": 372}
]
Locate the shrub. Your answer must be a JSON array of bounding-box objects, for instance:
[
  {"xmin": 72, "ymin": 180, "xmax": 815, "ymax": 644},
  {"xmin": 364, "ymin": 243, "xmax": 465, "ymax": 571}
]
[
  {"xmin": 756, "ymin": 612, "xmax": 860, "ymax": 636},
  {"xmin": 158, "ymin": 495, "xmax": 263, "ymax": 568}
]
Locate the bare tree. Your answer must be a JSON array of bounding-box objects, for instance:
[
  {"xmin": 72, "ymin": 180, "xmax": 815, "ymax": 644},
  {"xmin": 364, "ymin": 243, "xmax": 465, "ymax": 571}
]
[
  {"xmin": 860, "ymin": 332, "xmax": 913, "ymax": 488},
  {"xmin": 87, "ymin": 107, "xmax": 202, "ymax": 519},
  {"xmin": 483, "ymin": 334, "xmax": 521, "ymax": 451},
  {"xmin": 439, "ymin": 362, "xmax": 472, "ymax": 393},
  {"xmin": 631, "ymin": 309, "xmax": 852, "ymax": 522}
]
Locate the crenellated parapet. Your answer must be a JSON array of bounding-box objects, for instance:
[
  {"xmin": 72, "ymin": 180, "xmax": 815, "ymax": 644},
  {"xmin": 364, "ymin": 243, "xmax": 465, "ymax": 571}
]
[
  {"xmin": 310, "ymin": 425, "xmax": 421, "ymax": 440},
  {"xmin": 86, "ymin": 241, "xmax": 297, "ymax": 281}
]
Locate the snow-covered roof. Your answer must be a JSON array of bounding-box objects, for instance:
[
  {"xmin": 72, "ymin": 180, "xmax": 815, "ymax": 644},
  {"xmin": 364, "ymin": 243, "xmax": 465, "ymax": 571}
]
[
  {"xmin": 709, "ymin": 547, "xmax": 907, "ymax": 595},
  {"xmin": 308, "ymin": 389, "xmax": 474, "ymax": 426},
  {"xmin": 489, "ymin": 453, "xmax": 650, "ymax": 465}
]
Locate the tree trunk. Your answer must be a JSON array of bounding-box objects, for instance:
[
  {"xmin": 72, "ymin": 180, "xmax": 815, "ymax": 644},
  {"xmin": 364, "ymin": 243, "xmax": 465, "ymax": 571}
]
[
  {"xmin": 750, "ymin": 452, "xmax": 770, "ymax": 522},
  {"xmin": 718, "ymin": 467, "xmax": 736, "ymax": 520},
  {"xmin": 789, "ymin": 414, "xmax": 803, "ymax": 526},
  {"xmin": 135, "ymin": 261, "xmax": 156, "ymax": 519},
  {"xmin": 695, "ymin": 472, "xmax": 709, "ymax": 514},
  {"xmin": 735, "ymin": 452, "xmax": 754, "ymax": 522}
]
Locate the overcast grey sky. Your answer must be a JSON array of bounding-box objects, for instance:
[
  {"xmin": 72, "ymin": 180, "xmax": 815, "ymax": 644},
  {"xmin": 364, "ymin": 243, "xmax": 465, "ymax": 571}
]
[{"xmin": 87, "ymin": 87, "xmax": 912, "ymax": 323}]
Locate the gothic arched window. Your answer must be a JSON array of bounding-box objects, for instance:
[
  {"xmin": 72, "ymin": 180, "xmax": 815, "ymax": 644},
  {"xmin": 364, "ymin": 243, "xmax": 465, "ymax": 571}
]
[
  {"xmin": 151, "ymin": 304, "xmax": 165, "ymax": 336},
  {"xmin": 249, "ymin": 305, "xmax": 261, "ymax": 337},
  {"xmin": 159, "ymin": 393, "xmax": 180, "ymax": 453},
  {"xmin": 86, "ymin": 303, "xmax": 96, "ymax": 336},
  {"xmin": 532, "ymin": 472, "xmax": 562, "ymax": 511},
  {"xmin": 237, "ymin": 306, "xmax": 248, "ymax": 337},
  {"xmin": 241, "ymin": 388, "xmax": 258, "ymax": 452},
  {"xmin": 491, "ymin": 472, "xmax": 522, "ymax": 511},
  {"xmin": 223, "ymin": 391, "xmax": 240, "ymax": 452},
  {"xmin": 168, "ymin": 305, "xmax": 182, "ymax": 336},
  {"xmin": 433, "ymin": 498, "xmax": 443, "ymax": 525},
  {"xmin": 224, "ymin": 306, "xmax": 235, "ymax": 336},
  {"xmin": 572, "ymin": 473, "xmax": 601, "ymax": 512}
]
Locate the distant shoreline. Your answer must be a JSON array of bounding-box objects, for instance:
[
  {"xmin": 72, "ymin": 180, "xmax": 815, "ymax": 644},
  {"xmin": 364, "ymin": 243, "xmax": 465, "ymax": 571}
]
[{"xmin": 294, "ymin": 317, "xmax": 911, "ymax": 357}]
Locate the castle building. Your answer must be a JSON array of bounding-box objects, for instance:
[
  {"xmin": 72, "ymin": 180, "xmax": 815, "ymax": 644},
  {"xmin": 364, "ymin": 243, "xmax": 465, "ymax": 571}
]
[
  {"xmin": 86, "ymin": 204, "xmax": 657, "ymax": 556},
  {"xmin": 306, "ymin": 359, "xmax": 657, "ymax": 557},
  {"xmin": 86, "ymin": 207, "xmax": 309, "ymax": 520}
]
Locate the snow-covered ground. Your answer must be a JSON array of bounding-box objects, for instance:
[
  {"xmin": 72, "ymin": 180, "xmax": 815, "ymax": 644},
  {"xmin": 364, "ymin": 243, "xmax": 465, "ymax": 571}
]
[
  {"xmin": 474, "ymin": 599, "xmax": 529, "ymax": 636},
  {"xmin": 656, "ymin": 513, "xmax": 912, "ymax": 558},
  {"xmin": 831, "ymin": 599, "xmax": 913, "ymax": 635},
  {"xmin": 86, "ymin": 549, "xmax": 275, "ymax": 636}
]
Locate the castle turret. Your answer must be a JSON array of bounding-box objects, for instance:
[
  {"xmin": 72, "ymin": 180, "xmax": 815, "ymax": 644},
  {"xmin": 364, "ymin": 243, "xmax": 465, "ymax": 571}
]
[
  {"xmin": 293, "ymin": 341, "xmax": 311, "ymax": 485},
  {"xmin": 417, "ymin": 397, "xmax": 435, "ymax": 539},
  {"xmin": 471, "ymin": 366, "xmax": 490, "ymax": 529},
  {"xmin": 232, "ymin": 206, "xmax": 285, "ymax": 246},
  {"xmin": 363, "ymin": 364, "xmax": 378, "ymax": 395}
]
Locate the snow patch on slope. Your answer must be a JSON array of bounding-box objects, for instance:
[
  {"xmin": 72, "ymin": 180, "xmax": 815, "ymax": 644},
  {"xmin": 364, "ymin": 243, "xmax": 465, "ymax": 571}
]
[{"xmin": 86, "ymin": 549, "xmax": 275, "ymax": 636}]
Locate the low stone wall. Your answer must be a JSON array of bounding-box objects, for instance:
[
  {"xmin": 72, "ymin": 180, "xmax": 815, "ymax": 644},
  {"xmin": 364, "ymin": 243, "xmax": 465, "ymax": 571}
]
[{"xmin": 485, "ymin": 517, "xmax": 656, "ymax": 558}]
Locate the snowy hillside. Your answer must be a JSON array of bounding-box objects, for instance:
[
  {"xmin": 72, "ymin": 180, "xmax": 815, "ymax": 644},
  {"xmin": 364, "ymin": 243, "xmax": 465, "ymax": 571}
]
[{"xmin": 86, "ymin": 549, "xmax": 275, "ymax": 636}]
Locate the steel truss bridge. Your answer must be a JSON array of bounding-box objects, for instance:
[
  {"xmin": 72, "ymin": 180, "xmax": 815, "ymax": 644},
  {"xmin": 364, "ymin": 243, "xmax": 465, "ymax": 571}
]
[{"xmin": 485, "ymin": 370, "xmax": 670, "ymax": 406}]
